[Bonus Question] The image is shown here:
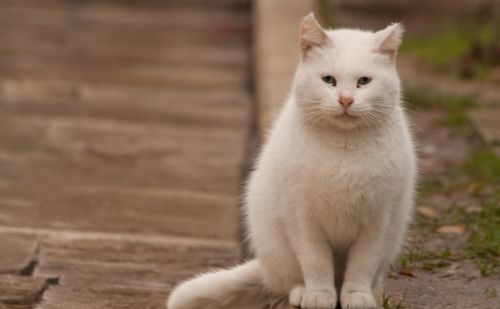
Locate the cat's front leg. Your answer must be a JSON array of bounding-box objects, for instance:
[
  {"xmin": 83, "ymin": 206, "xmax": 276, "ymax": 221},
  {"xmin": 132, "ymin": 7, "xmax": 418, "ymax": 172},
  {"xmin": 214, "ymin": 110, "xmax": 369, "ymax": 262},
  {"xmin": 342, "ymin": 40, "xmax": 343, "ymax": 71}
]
[
  {"xmin": 288, "ymin": 219, "xmax": 337, "ymax": 309},
  {"xmin": 340, "ymin": 223, "xmax": 387, "ymax": 309}
]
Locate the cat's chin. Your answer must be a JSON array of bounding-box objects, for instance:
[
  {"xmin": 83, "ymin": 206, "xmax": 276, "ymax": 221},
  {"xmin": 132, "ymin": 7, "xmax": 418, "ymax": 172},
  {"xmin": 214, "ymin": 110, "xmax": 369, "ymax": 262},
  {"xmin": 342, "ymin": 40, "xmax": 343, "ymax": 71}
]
[
  {"xmin": 327, "ymin": 113, "xmax": 363, "ymax": 130},
  {"xmin": 307, "ymin": 116, "xmax": 361, "ymax": 130},
  {"xmin": 331, "ymin": 118, "xmax": 360, "ymax": 130}
]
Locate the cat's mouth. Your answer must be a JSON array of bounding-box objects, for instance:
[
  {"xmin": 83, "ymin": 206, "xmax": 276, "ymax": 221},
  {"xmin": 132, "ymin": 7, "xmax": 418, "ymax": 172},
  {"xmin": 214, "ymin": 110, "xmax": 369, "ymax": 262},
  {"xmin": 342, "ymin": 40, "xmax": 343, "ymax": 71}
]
[{"xmin": 338, "ymin": 111, "xmax": 358, "ymax": 119}]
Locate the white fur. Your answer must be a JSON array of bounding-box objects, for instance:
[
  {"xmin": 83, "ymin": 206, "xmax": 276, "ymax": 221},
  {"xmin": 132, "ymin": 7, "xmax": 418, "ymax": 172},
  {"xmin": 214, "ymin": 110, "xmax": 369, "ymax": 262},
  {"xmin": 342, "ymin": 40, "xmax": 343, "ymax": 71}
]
[
  {"xmin": 166, "ymin": 260, "xmax": 268, "ymax": 309},
  {"xmin": 167, "ymin": 14, "xmax": 416, "ymax": 309}
]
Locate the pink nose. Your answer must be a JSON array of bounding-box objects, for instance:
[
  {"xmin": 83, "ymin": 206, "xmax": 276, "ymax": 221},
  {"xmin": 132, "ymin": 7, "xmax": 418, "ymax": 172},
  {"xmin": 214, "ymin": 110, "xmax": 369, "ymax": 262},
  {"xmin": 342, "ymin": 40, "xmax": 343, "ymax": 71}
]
[{"xmin": 338, "ymin": 96, "xmax": 353, "ymax": 107}]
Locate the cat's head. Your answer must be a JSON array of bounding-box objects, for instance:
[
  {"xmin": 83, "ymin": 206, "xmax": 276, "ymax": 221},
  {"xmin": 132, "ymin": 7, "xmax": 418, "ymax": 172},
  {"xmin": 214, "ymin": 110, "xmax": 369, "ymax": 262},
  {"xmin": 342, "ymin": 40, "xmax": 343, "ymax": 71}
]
[{"xmin": 294, "ymin": 14, "xmax": 403, "ymax": 130}]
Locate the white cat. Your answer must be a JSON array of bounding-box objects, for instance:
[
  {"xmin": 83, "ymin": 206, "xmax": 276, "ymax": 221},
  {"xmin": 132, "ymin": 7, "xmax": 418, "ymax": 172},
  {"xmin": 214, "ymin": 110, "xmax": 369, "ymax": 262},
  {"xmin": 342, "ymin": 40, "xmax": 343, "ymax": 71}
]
[{"xmin": 167, "ymin": 13, "xmax": 416, "ymax": 309}]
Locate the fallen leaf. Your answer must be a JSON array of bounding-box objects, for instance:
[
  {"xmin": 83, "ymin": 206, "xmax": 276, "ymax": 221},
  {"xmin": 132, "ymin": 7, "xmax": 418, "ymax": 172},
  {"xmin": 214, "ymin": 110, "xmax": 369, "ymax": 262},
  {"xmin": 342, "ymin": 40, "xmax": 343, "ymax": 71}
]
[
  {"xmin": 399, "ymin": 269, "xmax": 416, "ymax": 277},
  {"xmin": 437, "ymin": 225, "xmax": 466, "ymax": 234},
  {"xmin": 417, "ymin": 206, "xmax": 437, "ymax": 218}
]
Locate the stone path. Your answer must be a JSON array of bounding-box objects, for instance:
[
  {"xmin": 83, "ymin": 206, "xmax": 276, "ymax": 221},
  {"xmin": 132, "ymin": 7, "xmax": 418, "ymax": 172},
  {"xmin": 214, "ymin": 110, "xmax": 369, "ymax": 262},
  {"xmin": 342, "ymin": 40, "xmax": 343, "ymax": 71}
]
[{"xmin": 0, "ymin": 1, "xmax": 250, "ymax": 308}]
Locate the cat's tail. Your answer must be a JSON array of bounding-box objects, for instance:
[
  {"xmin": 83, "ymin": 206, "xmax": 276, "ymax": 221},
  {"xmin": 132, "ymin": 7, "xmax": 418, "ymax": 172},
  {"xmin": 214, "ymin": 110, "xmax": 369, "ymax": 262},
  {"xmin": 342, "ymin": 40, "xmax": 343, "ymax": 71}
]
[{"xmin": 166, "ymin": 259, "xmax": 269, "ymax": 309}]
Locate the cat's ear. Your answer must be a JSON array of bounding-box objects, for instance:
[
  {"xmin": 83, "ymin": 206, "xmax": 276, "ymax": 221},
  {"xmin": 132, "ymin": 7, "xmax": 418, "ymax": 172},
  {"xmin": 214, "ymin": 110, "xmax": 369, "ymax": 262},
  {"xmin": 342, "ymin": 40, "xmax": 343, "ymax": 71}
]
[
  {"xmin": 374, "ymin": 23, "xmax": 404, "ymax": 59},
  {"xmin": 299, "ymin": 13, "xmax": 329, "ymax": 57}
]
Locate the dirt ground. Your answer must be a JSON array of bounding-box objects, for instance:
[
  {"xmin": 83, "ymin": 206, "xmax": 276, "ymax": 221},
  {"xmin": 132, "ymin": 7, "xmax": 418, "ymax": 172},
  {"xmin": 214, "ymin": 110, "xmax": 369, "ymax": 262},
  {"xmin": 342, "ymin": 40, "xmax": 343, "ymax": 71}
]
[{"xmin": 385, "ymin": 109, "xmax": 499, "ymax": 308}]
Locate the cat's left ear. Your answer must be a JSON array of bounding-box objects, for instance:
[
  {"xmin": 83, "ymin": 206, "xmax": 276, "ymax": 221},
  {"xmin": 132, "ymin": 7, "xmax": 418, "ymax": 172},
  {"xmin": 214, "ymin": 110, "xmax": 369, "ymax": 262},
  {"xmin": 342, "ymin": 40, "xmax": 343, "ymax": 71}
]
[{"xmin": 374, "ymin": 23, "xmax": 404, "ymax": 59}]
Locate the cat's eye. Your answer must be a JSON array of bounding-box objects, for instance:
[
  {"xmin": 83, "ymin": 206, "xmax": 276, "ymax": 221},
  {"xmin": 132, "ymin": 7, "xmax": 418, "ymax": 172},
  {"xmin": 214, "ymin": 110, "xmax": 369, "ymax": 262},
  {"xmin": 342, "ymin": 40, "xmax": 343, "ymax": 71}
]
[
  {"xmin": 357, "ymin": 77, "xmax": 372, "ymax": 87},
  {"xmin": 322, "ymin": 75, "xmax": 336, "ymax": 86}
]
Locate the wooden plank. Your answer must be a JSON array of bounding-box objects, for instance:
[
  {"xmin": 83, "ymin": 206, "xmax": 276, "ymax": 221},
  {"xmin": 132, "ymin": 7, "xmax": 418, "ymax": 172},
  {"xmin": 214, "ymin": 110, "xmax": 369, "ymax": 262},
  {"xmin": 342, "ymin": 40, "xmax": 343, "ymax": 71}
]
[
  {"xmin": 33, "ymin": 237, "xmax": 238, "ymax": 309},
  {"xmin": 0, "ymin": 0, "xmax": 250, "ymax": 12},
  {"xmin": 0, "ymin": 44, "xmax": 247, "ymax": 68},
  {"xmin": 0, "ymin": 156, "xmax": 241, "ymax": 195},
  {"xmin": 0, "ymin": 81, "xmax": 249, "ymax": 130},
  {"xmin": 0, "ymin": 114, "xmax": 246, "ymax": 170},
  {"xmin": 0, "ymin": 6, "xmax": 248, "ymax": 30},
  {"xmin": 0, "ymin": 80, "xmax": 249, "ymax": 105},
  {"xmin": 0, "ymin": 275, "xmax": 48, "ymax": 309},
  {"xmin": 0, "ymin": 0, "xmax": 251, "ymax": 307},
  {"xmin": 0, "ymin": 187, "xmax": 239, "ymax": 240},
  {"xmin": 0, "ymin": 57, "xmax": 246, "ymax": 89},
  {"xmin": 0, "ymin": 25, "xmax": 245, "ymax": 57},
  {"xmin": 0, "ymin": 16, "xmax": 246, "ymax": 51}
]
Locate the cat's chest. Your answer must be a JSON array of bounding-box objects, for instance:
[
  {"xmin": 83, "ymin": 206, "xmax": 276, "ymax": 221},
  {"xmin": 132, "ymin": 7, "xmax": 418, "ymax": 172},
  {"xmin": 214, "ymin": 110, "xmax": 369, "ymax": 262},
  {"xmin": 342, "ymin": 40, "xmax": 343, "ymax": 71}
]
[
  {"xmin": 283, "ymin": 138, "xmax": 401, "ymax": 209},
  {"xmin": 302, "ymin": 157, "xmax": 384, "ymax": 203},
  {"xmin": 291, "ymin": 140, "xmax": 390, "ymax": 186}
]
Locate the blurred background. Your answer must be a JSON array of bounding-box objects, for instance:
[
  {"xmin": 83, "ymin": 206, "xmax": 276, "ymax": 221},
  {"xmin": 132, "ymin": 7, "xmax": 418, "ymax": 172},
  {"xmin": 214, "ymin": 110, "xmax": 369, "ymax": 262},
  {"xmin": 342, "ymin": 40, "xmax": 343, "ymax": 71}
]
[{"xmin": 0, "ymin": 0, "xmax": 498, "ymax": 308}]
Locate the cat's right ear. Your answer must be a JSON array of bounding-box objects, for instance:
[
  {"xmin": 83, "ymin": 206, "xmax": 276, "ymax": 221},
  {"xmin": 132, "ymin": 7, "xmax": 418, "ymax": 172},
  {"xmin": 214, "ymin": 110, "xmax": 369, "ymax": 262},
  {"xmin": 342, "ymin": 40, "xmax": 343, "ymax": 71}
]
[{"xmin": 299, "ymin": 13, "xmax": 329, "ymax": 58}]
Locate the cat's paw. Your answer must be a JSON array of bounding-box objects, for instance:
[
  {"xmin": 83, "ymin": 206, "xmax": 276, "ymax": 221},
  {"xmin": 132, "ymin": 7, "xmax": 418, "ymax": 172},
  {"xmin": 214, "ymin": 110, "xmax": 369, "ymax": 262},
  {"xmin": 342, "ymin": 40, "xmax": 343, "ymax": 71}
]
[
  {"xmin": 340, "ymin": 290, "xmax": 376, "ymax": 309},
  {"xmin": 299, "ymin": 289, "xmax": 337, "ymax": 309},
  {"xmin": 289, "ymin": 285, "xmax": 305, "ymax": 307}
]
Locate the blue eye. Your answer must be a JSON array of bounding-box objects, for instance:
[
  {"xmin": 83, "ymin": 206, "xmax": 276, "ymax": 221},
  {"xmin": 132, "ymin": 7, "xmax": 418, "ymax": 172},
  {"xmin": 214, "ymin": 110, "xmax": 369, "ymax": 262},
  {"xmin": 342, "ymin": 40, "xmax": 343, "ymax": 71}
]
[
  {"xmin": 322, "ymin": 75, "xmax": 337, "ymax": 86},
  {"xmin": 357, "ymin": 77, "xmax": 371, "ymax": 87}
]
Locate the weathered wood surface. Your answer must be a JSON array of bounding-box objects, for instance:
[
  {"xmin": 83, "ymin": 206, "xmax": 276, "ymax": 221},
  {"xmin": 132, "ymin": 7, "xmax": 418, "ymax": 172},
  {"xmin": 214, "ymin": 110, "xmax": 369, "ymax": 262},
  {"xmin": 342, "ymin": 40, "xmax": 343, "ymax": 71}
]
[
  {"xmin": 0, "ymin": 0, "xmax": 250, "ymax": 308},
  {"xmin": 0, "ymin": 275, "xmax": 49, "ymax": 309},
  {"xmin": 0, "ymin": 234, "xmax": 38, "ymax": 275}
]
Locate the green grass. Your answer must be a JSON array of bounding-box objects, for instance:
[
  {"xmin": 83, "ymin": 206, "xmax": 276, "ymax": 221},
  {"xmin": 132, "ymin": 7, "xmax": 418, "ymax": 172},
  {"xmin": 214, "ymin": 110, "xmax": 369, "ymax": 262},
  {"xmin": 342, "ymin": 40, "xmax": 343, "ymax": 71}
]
[
  {"xmin": 463, "ymin": 149, "xmax": 500, "ymax": 275},
  {"xmin": 402, "ymin": 24, "xmax": 497, "ymax": 79},
  {"xmin": 413, "ymin": 148, "xmax": 499, "ymax": 275},
  {"xmin": 464, "ymin": 150, "xmax": 500, "ymax": 183},
  {"xmin": 398, "ymin": 248, "xmax": 452, "ymax": 271},
  {"xmin": 382, "ymin": 294, "xmax": 406, "ymax": 309},
  {"xmin": 405, "ymin": 89, "xmax": 476, "ymax": 127},
  {"xmin": 439, "ymin": 109, "xmax": 470, "ymax": 127},
  {"xmin": 405, "ymin": 89, "xmax": 476, "ymax": 110},
  {"xmin": 417, "ymin": 179, "xmax": 444, "ymax": 199},
  {"xmin": 316, "ymin": 0, "xmax": 335, "ymax": 28},
  {"xmin": 484, "ymin": 287, "xmax": 497, "ymax": 299},
  {"xmin": 402, "ymin": 28, "xmax": 471, "ymax": 69},
  {"xmin": 465, "ymin": 196, "xmax": 500, "ymax": 275}
]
